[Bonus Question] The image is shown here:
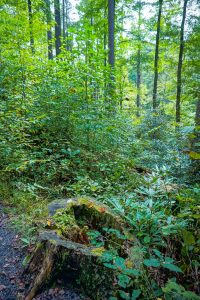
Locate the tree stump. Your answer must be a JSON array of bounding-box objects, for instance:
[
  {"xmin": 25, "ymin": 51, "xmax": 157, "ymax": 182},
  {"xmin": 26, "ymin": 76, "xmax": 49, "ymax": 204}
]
[{"xmin": 23, "ymin": 197, "xmax": 136, "ymax": 300}]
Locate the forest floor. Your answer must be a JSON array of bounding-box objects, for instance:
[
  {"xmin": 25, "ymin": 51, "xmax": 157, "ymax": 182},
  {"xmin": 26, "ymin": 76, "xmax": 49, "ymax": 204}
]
[{"xmin": 0, "ymin": 205, "xmax": 84, "ymax": 300}]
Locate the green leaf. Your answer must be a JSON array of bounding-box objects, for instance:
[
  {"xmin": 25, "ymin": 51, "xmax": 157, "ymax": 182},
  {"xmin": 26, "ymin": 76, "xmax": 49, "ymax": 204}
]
[
  {"xmin": 114, "ymin": 257, "xmax": 125, "ymax": 270},
  {"xmin": 183, "ymin": 291, "xmax": 200, "ymax": 299},
  {"xmin": 118, "ymin": 274, "xmax": 131, "ymax": 288},
  {"xmin": 131, "ymin": 290, "xmax": 141, "ymax": 300},
  {"xmin": 152, "ymin": 249, "xmax": 163, "ymax": 259},
  {"xmin": 22, "ymin": 254, "xmax": 31, "ymax": 267},
  {"xmin": 104, "ymin": 262, "xmax": 116, "ymax": 270},
  {"xmin": 182, "ymin": 230, "xmax": 195, "ymax": 246},
  {"xmin": 102, "ymin": 251, "xmax": 114, "ymax": 262},
  {"xmin": 162, "ymin": 263, "xmax": 183, "ymax": 273},
  {"xmin": 143, "ymin": 236, "xmax": 151, "ymax": 244},
  {"xmin": 125, "ymin": 269, "xmax": 140, "ymax": 276},
  {"xmin": 119, "ymin": 290, "xmax": 130, "ymax": 300},
  {"xmin": 21, "ymin": 237, "xmax": 30, "ymax": 245},
  {"xmin": 144, "ymin": 258, "xmax": 160, "ymax": 267},
  {"xmin": 189, "ymin": 151, "xmax": 200, "ymax": 160}
]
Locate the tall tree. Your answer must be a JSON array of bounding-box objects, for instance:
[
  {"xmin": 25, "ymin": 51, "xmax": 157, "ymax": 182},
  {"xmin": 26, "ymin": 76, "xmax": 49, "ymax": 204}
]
[
  {"xmin": 152, "ymin": 0, "xmax": 163, "ymax": 109},
  {"xmin": 54, "ymin": 0, "xmax": 62, "ymax": 56},
  {"xmin": 45, "ymin": 0, "xmax": 53, "ymax": 60},
  {"xmin": 62, "ymin": 0, "xmax": 66, "ymax": 40},
  {"xmin": 108, "ymin": 0, "xmax": 115, "ymax": 81},
  {"xmin": 27, "ymin": 0, "xmax": 35, "ymax": 54},
  {"xmin": 63, "ymin": 0, "xmax": 71, "ymax": 51},
  {"xmin": 136, "ymin": 0, "xmax": 142, "ymax": 116},
  {"xmin": 107, "ymin": 0, "xmax": 115, "ymax": 108},
  {"xmin": 176, "ymin": 0, "xmax": 188, "ymax": 123}
]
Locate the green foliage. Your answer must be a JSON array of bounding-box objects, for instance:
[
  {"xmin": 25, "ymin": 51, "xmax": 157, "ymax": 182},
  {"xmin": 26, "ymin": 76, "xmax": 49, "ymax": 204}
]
[
  {"xmin": 0, "ymin": 0, "xmax": 199, "ymax": 299},
  {"xmin": 163, "ymin": 281, "xmax": 200, "ymax": 300}
]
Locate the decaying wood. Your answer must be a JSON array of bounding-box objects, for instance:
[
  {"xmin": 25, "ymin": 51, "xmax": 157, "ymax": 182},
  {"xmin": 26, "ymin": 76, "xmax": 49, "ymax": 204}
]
[{"xmin": 23, "ymin": 197, "xmax": 137, "ymax": 300}]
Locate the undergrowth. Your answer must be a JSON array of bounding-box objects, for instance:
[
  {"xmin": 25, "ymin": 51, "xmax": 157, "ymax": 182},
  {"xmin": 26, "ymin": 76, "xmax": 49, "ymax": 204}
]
[{"xmin": 0, "ymin": 112, "xmax": 199, "ymax": 299}]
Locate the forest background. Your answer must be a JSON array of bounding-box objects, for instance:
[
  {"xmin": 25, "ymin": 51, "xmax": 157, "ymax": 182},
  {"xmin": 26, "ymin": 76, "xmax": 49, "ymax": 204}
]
[{"xmin": 0, "ymin": 0, "xmax": 200, "ymax": 299}]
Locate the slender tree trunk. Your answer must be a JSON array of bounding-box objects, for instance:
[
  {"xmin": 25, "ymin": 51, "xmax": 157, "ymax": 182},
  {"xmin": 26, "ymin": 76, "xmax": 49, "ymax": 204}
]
[
  {"xmin": 152, "ymin": 0, "xmax": 163, "ymax": 109},
  {"xmin": 104, "ymin": 5, "xmax": 107, "ymax": 102},
  {"xmin": 85, "ymin": 41, "xmax": 90, "ymax": 149},
  {"xmin": 195, "ymin": 98, "xmax": 200, "ymax": 128},
  {"xmin": 176, "ymin": 0, "xmax": 188, "ymax": 123},
  {"xmin": 62, "ymin": 0, "xmax": 66, "ymax": 40},
  {"xmin": 54, "ymin": 0, "xmax": 62, "ymax": 56},
  {"xmin": 190, "ymin": 97, "xmax": 200, "ymax": 177},
  {"xmin": 136, "ymin": 49, "xmax": 141, "ymax": 116},
  {"xmin": 192, "ymin": 97, "xmax": 200, "ymax": 150},
  {"xmin": 136, "ymin": 0, "xmax": 142, "ymax": 116},
  {"xmin": 108, "ymin": 0, "xmax": 115, "ymax": 107},
  {"xmin": 108, "ymin": 0, "xmax": 115, "ymax": 79},
  {"xmin": 45, "ymin": 0, "xmax": 53, "ymax": 60},
  {"xmin": 65, "ymin": 0, "xmax": 70, "ymax": 51},
  {"xmin": 27, "ymin": 0, "xmax": 35, "ymax": 54}
]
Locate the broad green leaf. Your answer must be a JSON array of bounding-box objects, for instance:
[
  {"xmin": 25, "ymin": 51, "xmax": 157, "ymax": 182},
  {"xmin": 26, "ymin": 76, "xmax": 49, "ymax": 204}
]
[
  {"xmin": 152, "ymin": 249, "xmax": 163, "ymax": 259},
  {"xmin": 144, "ymin": 258, "xmax": 160, "ymax": 267},
  {"xmin": 182, "ymin": 230, "xmax": 195, "ymax": 246},
  {"xmin": 131, "ymin": 290, "xmax": 141, "ymax": 300},
  {"xmin": 115, "ymin": 257, "xmax": 125, "ymax": 270},
  {"xmin": 119, "ymin": 290, "xmax": 130, "ymax": 300},
  {"xmin": 118, "ymin": 274, "xmax": 131, "ymax": 288},
  {"xmin": 104, "ymin": 263, "xmax": 116, "ymax": 270},
  {"xmin": 125, "ymin": 269, "xmax": 140, "ymax": 276},
  {"xmin": 189, "ymin": 151, "xmax": 200, "ymax": 160},
  {"xmin": 162, "ymin": 263, "xmax": 183, "ymax": 273},
  {"xmin": 143, "ymin": 236, "xmax": 151, "ymax": 244}
]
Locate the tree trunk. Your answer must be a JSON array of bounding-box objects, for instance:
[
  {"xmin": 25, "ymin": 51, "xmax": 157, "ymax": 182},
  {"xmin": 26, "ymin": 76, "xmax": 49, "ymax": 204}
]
[
  {"xmin": 192, "ymin": 97, "xmax": 200, "ymax": 151},
  {"xmin": 136, "ymin": 49, "xmax": 141, "ymax": 116},
  {"xmin": 104, "ymin": 5, "xmax": 107, "ymax": 102},
  {"xmin": 136, "ymin": 0, "xmax": 142, "ymax": 116},
  {"xmin": 27, "ymin": 0, "xmax": 35, "ymax": 54},
  {"xmin": 108, "ymin": 0, "xmax": 115, "ymax": 81},
  {"xmin": 107, "ymin": 0, "xmax": 115, "ymax": 107},
  {"xmin": 45, "ymin": 0, "xmax": 53, "ymax": 60},
  {"xmin": 195, "ymin": 98, "xmax": 200, "ymax": 128},
  {"xmin": 176, "ymin": 0, "xmax": 188, "ymax": 123},
  {"xmin": 152, "ymin": 0, "xmax": 163, "ymax": 109},
  {"xmin": 62, "ymin": 0, "xmax": 66, "ymax": 40},
  {"xmin": 54, "ymin": 0, "xmax": 62, "ymax": 56},
  {"xmin": 63, "ymin": 0, "xmax": 72, "ymax": 51}
]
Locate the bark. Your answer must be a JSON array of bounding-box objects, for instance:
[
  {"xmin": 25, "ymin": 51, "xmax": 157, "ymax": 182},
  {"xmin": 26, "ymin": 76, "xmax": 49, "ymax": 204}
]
[
  {"xmin": 23, "ymin": 197, "xmax": 137, "ymax": 300},
  {"xmin": 104, "ymin": 5, "xmax": 107, "ymax": 102},
  {"xmin": 189, "ymin": 97, "xmax": 200, "ymax": 178},
  {"xmin": 192, "ymin": 97, "xmax": 200, "ymax": 151},
  {"xmin": 45, "ymin": 0, "xmax": 53, "ymax": 60},
  {"xmin": 27, "ymin": 0, "xmax": 35, "ymax": 54},
  {"xmin": 62, "ymin": 0, "xmax": 66, "ymax": 40},
  {"xmin": 176, "ymin": 0, "xmax": 188, "ymax": 123},
  {"xmin": 136, "ymin": 49, "xmax": 141, "ymax": 116},
  {"xmin": 54, "ymin": 0, "xmax": 62, "ymax": 56},
  {"xmin": 195, "ymin": 98, "xmax": 200, "ymax": 128},
  {"xmin": 136, "ymin": 0, "xmax": 142, "ymax": 116},
  {"xmin": 108, "ymin": 0, "xmax": 115, "ymax": 81},
  {"xmin": 152, "ymin": 0, "xmax": 163, "ymax": 109}
]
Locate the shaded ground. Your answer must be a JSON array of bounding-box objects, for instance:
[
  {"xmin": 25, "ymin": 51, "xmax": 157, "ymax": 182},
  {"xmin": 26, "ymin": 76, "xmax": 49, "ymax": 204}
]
[
  {"xmin": 0, "ymin": 206, "xmax": 84, "ymax": 300},
  {"xmin": 0, "ymin": 206, "xmax": 24, "ymax": 300}
]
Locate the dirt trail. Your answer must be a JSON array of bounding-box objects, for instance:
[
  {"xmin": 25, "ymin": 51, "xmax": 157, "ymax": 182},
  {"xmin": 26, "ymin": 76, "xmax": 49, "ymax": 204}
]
[
  {"xmin": 0, "ymin": 206, "xmax": 24, "ymax": 300},
  {"xmin": 0, "ymin": 206, "xmax": 83, "ymax": 300}
]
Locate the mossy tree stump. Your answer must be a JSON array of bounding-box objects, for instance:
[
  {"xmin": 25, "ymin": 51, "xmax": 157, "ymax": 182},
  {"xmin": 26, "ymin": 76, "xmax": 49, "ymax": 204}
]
[{"xmin": 23, "ymin": 197, "xmax": 136, "ymax": 300}]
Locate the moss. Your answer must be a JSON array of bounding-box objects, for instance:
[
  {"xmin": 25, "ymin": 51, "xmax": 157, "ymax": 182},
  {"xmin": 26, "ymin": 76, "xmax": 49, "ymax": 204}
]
[
  {"xmin": 49, "ymin": 197, "xmax": 132, "ymax": 249},
  {"xmin": 22, "ymin": 254, "xmax": 32, "ymax": 267}
]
